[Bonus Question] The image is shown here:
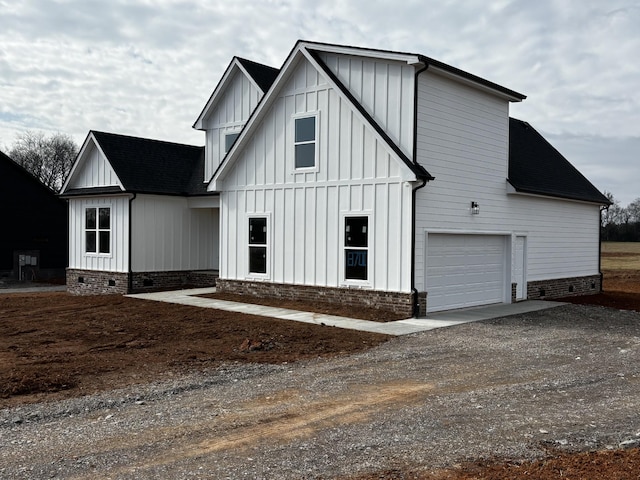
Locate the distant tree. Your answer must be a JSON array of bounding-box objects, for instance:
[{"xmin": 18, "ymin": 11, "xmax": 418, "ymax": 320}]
[
  {"xmin": 9, "ymin": 131, "xmax": 78, "ymax": 192},
  {"xmin": 601, "ymin": 191, "xmax": 621, "ymax": 228},
  {"xmin": 627, "ymin": 198, "xmax": 640, "ymax": 223}
]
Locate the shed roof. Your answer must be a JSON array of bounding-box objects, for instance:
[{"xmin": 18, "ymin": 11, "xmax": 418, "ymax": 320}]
[{"xmin": 508, "ymin": 118, "xmax": 610, "ymax": 205}]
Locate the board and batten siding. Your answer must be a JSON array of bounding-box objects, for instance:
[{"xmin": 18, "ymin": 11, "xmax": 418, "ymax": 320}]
[
  {"xmin": 203, "ymin": 69, "xmax": 264, "ymax": 181},
  {"xmin": 218, "ymin": 57, "xmax": 414, "ymax": 293},
  {"xmin": 69, "ymin": 142, "xmax": 121, "ymax": 188},
  {"xmin": 414, "ymin": 70, "xmax": 601, "ymax": 292},
  {"xmin": 318, "ymin": 52, "xmax": 415, "ymax": 158},
  {"xmin": 131, "ymin": 195, "xmax": 219, "ymax": 272},
  {"xmin": 68, "ymin": 196, "xmax": 130, "ymax": 272}
]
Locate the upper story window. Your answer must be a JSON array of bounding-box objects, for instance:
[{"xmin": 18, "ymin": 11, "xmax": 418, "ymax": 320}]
[
  {"xmin": 294, "ymin": 116, "xmax": 316, "ymax": 169},
  {"xmin": 86, "ymin": 207, "xmax": 111, "ymax": 254},
  {"xmin": 224, "ymin": 132, "xmax": 240, "ymax": 153}
]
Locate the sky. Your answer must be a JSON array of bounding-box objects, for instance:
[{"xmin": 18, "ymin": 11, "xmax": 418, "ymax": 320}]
[{"xmin": 1, "ymin": 0, "xmax": 638, "ymax": 206}]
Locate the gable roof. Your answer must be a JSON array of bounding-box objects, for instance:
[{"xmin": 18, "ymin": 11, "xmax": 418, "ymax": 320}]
[
  {"xmin": 63, "ymin": 131, "xmax": 207, "ymax": 197},
  {"xmin": 308, "ymin": 50, "xmax": 433, "ymax": 182},
  {"xmin": 508, "ymin": 118, "xmax": 610, "ymax": 205},
  {"xmin": 236, "ymin": 57, "xmax": 280, "ymax": 93},
  {"xmin": 210, "ymin": 41, "xmax": 439, "ymax": 189},
  {"xmin": 193, "ymin": 57, "xmax": 279, "ymax": 130}
]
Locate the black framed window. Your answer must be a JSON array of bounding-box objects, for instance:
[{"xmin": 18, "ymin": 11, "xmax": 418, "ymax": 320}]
[
  {"xmin": 294, "ymin": 116, "xmax": 316, "ymax": 168},
  {"xmin": 86, "ymin": 207, "xmax": 111, "ymax": 254},
  {"xmin": 344, "ymin": 216, "xmax": 368, "ymax": 280},
  {"xmin": 248, "ymin": 217, "xmax": 267, "ymax": 274}
]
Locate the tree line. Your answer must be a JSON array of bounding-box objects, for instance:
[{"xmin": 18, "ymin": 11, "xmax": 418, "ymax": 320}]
[
  {"xmin": 601, "ymin": 192, "xmax": 640, "ymax": 242},
  {"xmin": 6, "ymin": 130, "xmax": 78, "ymax": 193}
]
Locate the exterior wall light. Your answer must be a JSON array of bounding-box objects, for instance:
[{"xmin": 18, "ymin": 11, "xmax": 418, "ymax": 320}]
[{"xmin": 471, "ymin": 201, "xmax": 480, "ymax": 215}]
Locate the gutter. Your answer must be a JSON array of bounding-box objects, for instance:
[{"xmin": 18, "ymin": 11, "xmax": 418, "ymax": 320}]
[{"xmin": 411, "ymin": 63, "xmax": 432, "ymax": 317}]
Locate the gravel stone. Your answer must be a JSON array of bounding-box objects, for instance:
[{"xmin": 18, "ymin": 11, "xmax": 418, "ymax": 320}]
[{"xmin": 1, "ymin": 304, "xmax": 639, "ymax": 479}]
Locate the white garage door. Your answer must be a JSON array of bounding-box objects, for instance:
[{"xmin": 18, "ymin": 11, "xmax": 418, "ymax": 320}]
[{"xmin": 426, "ymin": 234, "xmax": 506, "ymax": 312}]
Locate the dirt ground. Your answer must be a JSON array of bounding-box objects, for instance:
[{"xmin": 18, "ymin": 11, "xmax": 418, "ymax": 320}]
[
  {"xmin": 2, "ymin": 242, "xmax": 640, "ymax": 479},
  {"xmin": 0, "ymin": 293, "xmax": 388, "ymax": 408}
]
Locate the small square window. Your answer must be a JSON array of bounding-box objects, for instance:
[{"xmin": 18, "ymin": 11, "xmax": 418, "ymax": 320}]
[{"xmin": 225, "ymin": 132, "xmax": 240, "ymax": 153}]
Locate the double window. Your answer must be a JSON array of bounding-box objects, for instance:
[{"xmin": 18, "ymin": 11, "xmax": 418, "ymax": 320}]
[
  {"xmin": 85, "ymin": 207, "xmax": 111, "ymax": 254},
  {"xmin": 344, "ymin": 216, "xmax": 368, "ymax": 280},
  {"xmin": 248, "ymin": 217, "xmax": 268, "ymax": 274},
  {"xmin": 294, "ymin": 116, "xmax": 316, "ymax": 169}
]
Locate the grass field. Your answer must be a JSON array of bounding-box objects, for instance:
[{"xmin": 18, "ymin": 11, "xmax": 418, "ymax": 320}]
[
  {"xmin": 601, "ymin": 242, "xmax": 640, "ymax": 293},
  {"xmin": 601, "ymin": 241, "xmax": 640, "ymax": 270}
]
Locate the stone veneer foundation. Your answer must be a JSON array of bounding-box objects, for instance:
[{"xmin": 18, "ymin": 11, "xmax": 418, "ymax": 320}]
[
  {"xmin": 216, "ymin": 279, "xmax": 416, "ymax": 318},
  {"xmin": 66, "ymin": 269, "xmax": 217, "ymax": 295}
]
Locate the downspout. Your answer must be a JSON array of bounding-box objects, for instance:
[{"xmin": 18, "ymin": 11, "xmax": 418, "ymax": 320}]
[
  {"xmin": 128, "ymin": 193, "xmax": 137, "ymax": 293},
  {"xmin": 411, "ymin": 63, "xmax": 430, "ymax": 317},
  {"xmin": 599, "ymin": 205, "xmax": 606, "ymax": 293}
]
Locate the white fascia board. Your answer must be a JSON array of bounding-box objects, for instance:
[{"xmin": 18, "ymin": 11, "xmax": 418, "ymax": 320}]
[
  {"xmin": 428, "ymin": 66, "xmax": 524, "ymax": 102},
  {"xmin": 61, "ymin": 132, "xmax": 125, "ymax": 193},
  {"xmin": 298, "ymin": 41, "xmax": 423, "ymax": 66},
  {"xmin": 506, "ymin": 180, "xmax": 606, "ymax": 206},
  {"xmin": 193, "ymin": 58, "xmax": 254, "ymax": 130},
  {"xmin": 301, "ymin": 47, "xmax": 418, "ymax": 182}
]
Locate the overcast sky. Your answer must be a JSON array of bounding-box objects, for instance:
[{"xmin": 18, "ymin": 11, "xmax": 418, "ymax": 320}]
[{"xmin": 1, "ymin": 0, "xmax": 638, "ymax": 205}]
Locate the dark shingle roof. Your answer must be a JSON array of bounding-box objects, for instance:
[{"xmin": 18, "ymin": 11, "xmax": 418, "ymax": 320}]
[
  {"xmin": 237, "ymin": 57, "xmax": 280, "ymax": 93},
  {"xmin": 508, "ymin": 118, "xmax": 610, "ymax": 204},
  {"xmin": 89, "ymin": 131, "xmax": 207, "ymax": 196}
]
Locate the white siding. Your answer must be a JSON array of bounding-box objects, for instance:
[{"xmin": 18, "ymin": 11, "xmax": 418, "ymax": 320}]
[
  {"xmin": 414, "ymin": 70, "xmax": 601, "ymax": 292},
  {"xmin": 68, "ymin": 196, "xmax": 130, "ymax": 272},
  {"xmin": 68, "ymin": 143, "xmax": 121, "ymax": 189},
  {"xmin": 218, "ymin": 57, "xmax": 414, "ymax": 293},
  {"xmin": 319, "ymin": 52, "xmax": 415, "ymax": 158},
  {"xmin": 131, "ymin": 195, "xmax": 218, "ymax": 272},
  {"xmin": 203, "ymin": 69, "xmax": 264, "ymax": 181}
]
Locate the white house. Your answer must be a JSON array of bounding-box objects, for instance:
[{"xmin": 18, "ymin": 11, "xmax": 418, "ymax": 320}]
[{"xmin": 61, "ymin": 40, "xmax": 609, "ymax": 316}]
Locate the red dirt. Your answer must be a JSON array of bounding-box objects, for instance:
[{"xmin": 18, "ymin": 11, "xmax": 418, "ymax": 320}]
[{"xmin": 0, "ymin": 292, "xmax": 388, "ymax": 407}]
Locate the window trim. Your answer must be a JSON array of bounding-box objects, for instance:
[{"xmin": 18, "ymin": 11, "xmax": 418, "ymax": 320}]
[
  {"xmin": 340, "ymin": 212, "xmax": 373, "ymax": 287},
  {"xmin": 292, "ymin": 112, "xmax": 319, "ymax": 172},
  {"xmin": 84, "ymin": 205, "xmax": 112, "ymax": 257},
  {"xmin": 223, "ymin": 130, "xmax": 241, "ymax": 154},
  {"xmin": 247, "ymin": 214, "xmax": 270, "ymax": 279}
]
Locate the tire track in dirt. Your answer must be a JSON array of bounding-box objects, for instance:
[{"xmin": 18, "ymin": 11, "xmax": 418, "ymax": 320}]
[{"xmin": 68, "ymin": 381, "xmax": 434, "ymax": 478}]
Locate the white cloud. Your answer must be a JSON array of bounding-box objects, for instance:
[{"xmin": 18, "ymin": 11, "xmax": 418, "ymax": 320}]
[{"xmin": 0, "ymin": 0, "xmax": 638, "ymax": 203}]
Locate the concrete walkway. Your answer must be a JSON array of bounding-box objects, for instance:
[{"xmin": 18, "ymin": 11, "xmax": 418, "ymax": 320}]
[{"xmin": 127, "ymin": 288, "xmax": 565, "ymax": 336}]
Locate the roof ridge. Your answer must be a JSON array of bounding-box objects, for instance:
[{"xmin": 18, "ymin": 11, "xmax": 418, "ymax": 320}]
[{"xmin": 91, "ymin": 130, "xmax": 202, "ymax": 149}]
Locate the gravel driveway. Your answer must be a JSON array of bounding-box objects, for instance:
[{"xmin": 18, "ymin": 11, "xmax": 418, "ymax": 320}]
[{"xmin": 2, "ymin": 303, "xmax": 639, "ymax": 479}]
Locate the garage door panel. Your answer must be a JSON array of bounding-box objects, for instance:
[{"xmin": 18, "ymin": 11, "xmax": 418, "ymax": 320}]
[{"xmin": 426, "ymin": 234, "xmax": 507, "ymax": 312}]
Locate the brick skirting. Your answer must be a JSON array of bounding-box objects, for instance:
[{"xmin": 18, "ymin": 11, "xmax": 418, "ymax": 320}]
[
  {"xmin": 526, "ymin": 274, "xmax": 601, "ymax": 300},
  {"xmin": 66, "ymin": 269, "xmax": 129, "ymax": 295},
  {"xmin": 216, "ymin": 279, "xmax": 415, "ymax": 318},
  {"xmin": 66, "ymin": 269, "xmax": 218, "ymax": 295}
]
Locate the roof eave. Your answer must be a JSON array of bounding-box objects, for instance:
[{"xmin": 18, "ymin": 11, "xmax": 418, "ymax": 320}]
[{"xmin": 507, "ymin": 180, "xmax": 611, "ymax": 206}]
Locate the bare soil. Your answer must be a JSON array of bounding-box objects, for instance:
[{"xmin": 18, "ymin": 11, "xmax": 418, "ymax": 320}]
[
  {"xmin": 2, "ymin": 243, "xmax": 640, "ymax": 478},
  {"xmin": 0, "ymin": 293, "xmax": 388, "ymax": 408}
]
